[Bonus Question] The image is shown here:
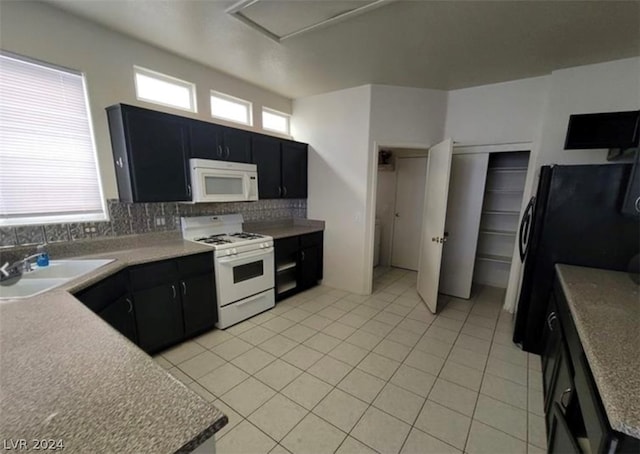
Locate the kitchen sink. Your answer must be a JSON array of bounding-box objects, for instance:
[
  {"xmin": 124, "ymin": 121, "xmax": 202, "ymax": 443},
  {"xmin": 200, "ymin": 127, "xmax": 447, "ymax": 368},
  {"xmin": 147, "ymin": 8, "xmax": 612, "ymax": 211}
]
[
  {"xmin": 21, "ymin": 259, "xmax": 114, "ymax": 280},
  {"xmin": 0, "ymin": 259, "xmax": 114, "ymax": 300}
]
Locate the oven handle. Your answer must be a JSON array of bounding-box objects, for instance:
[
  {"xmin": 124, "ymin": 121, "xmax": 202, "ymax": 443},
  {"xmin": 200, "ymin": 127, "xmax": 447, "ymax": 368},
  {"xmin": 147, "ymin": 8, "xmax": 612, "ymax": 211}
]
[
  {"xmin": 217, "ymin": 247, "xmax": 274, "ymax": 264},
  {"xmin": 235, "ymin": 291, "xmax": 269, "ymax": 307}
]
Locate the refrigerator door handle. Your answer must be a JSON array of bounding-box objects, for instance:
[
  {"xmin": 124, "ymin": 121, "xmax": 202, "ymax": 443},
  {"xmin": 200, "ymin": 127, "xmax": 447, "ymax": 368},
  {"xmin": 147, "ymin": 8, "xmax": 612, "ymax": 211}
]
[{"xmin": 519, "ymin": 196, "xmax": 536, "ymax": 262}]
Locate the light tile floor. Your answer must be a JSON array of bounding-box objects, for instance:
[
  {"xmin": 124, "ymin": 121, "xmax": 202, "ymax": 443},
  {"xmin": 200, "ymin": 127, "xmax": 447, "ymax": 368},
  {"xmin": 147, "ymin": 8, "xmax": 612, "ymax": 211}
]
[{"xmin": 155, "ymin": 267, "xmax": 547, "ymax": 454}]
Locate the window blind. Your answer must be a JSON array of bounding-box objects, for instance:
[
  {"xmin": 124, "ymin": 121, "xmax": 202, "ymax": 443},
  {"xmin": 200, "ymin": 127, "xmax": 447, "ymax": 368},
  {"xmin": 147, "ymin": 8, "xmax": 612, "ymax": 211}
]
[{"xmin": 0, "ymin": 52, "xmax": 106, "ymax": 226}]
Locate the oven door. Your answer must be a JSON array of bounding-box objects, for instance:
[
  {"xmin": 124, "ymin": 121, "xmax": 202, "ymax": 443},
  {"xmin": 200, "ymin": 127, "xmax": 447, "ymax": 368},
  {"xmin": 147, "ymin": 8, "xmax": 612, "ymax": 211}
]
[
  {"xmin": 215, "ymin": 248, "xmax": 275, "ymax": 305},
  {"xmin": 192, "ymin": 167, "xmax": 250, "ymax": 202}
]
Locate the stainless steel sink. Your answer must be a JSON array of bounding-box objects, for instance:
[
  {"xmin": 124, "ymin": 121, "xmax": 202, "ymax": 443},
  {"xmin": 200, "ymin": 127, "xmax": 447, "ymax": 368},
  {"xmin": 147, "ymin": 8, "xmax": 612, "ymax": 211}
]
[{"xmin": 0, "ymin": 259, "xmax": 114, "ymax": 300}]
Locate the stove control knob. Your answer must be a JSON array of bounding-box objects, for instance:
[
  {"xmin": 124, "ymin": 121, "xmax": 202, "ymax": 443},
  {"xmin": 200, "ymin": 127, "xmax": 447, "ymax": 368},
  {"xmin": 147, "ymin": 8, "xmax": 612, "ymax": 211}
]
[
  {"xmin": 226, "ymin": 250, "xmax": 231, "ymax": 256},
  {"xmin": 232, "ymin": 248, "xmax": 237, "ymax": 255}
]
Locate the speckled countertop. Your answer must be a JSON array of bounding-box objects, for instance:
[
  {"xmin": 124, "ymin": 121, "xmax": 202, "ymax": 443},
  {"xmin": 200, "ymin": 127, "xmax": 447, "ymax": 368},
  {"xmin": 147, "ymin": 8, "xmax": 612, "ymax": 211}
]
[
  {"xmin": 0, "ymin": 236, "xmax": 227, "ymax": 453},
  {"xmin": 245, "ymin": 218, "xmax": 324, "ymax": 239},
  {"xmin": 555, "ymin": 264, "xmax": 640, "ymax": 439}
]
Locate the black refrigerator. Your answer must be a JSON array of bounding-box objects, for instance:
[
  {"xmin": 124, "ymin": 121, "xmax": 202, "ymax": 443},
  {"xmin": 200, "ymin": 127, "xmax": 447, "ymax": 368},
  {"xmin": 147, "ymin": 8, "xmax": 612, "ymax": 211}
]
[{"xmin": 513, "ymin": 163, "xmax": 639, "ymax": 354}]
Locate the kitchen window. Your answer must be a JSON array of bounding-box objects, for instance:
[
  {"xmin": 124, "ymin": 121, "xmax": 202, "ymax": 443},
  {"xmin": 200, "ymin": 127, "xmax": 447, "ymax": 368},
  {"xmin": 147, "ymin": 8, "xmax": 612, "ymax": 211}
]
[
  {"xmin": 134, "ymin": 66, "xmax": 197, "ymax": 113},
  {"xmin": 210, "ymin": 90, "xmax": 253, "ymax": 125},
  {"xmin": 262, "ymin": 107, "xmax": 290, "ymax": 135},
  {"xmin": 0, "ymin": 51, "xmax": 107, "ymax": 226}
]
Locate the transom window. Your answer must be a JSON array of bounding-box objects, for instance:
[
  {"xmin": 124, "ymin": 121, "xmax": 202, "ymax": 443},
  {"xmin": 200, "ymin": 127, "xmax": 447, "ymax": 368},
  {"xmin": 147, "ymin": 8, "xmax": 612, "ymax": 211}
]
[
  {"xmin": 210, "ymin": 90, "xmax": 253, "ymax": 125},
  {"xmin": 134, "ymin": 66, "xmax": 197, "ymax": 113},
  {"xmin": 0, "ymin": 51, "xmax": 107, "ymax": 227},
  {"xmin": 262, "ymin": 107, "xmax": 290, "ymax": 135}
]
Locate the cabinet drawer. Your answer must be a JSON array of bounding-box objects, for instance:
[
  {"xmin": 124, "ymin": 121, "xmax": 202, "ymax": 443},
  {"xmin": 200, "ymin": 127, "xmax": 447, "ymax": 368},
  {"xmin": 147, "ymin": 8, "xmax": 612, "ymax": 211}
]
[
  {"xmin": 218, "ymin": 289, "xmax": 274, "ymax": 329},
  {"xmin": 177, "ymin": 252, "xmax": 213, "ymax": 277},
  {"xmin": 548, "ymin": 403, "xmax": 582, "ymax": 454},
  {"xmin": 130, "ymin": 260, "xmax": 178, "ymax": 291},
  {"xmin": 300, "ymin": 231, "xmax": 323, "ymax": 248}
]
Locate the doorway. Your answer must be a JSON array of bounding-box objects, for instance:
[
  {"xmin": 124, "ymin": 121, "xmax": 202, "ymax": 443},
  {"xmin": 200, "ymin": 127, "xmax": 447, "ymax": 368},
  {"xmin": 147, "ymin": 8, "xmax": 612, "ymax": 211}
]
[{"xmin": 391, "ymin": 157, "xmax": 427, "ymax": 270}]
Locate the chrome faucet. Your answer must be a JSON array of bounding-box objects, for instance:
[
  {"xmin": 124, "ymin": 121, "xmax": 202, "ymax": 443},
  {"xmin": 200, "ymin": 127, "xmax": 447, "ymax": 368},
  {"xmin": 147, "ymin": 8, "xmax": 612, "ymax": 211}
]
[{"xmin": 19, "ymin": 253, "xmax": 42, "ymax": 272}]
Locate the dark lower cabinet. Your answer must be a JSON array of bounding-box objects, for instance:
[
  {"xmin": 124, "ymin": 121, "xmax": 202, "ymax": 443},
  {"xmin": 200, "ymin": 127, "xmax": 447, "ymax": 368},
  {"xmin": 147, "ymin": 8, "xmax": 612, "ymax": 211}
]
[
  {"xmin": 98, "ymin": 295, "xmax": 137, "ymax": 344},
  {"xmin": 74, "ymin": 252, "xmax": 217, "ymax": 355},
  {"xmin": 541, "ymin": 275, "xmax": 639, "ymax": 453},
  {"xmin": 182, "ymin": 273, "xmax": 217, "ymax": 337},
  {"xmin": 274, "ymin": 231, "xmax": 323, "ymax": 301},
  {"xmin": 133, "ymin": 284, "xmax": 185, "ymax": 353}
]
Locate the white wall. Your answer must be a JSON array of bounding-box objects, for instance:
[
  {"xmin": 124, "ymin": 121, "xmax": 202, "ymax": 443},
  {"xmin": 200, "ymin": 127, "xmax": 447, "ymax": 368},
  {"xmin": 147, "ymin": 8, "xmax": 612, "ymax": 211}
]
[
  {"xmin": 445, "ymin": 76, "xmax": 549, "ymax": 146},
  {"xmin": 0, "ymin": 1, "xmax": 292, "ymax": 199},
  {"xmin": 292, "ymin": 86, "xmax": 372, "ymax": 294},
  {"xmin": 367, "ymin": 85, "xmax": 448, "ymax": 290}
]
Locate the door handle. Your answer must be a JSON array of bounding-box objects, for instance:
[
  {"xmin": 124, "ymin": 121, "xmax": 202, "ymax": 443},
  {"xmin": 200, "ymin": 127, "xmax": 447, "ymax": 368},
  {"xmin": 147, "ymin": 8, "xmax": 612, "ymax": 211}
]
[
  {"xmin": 187, "ymin": 184, "xmax": 192, "ymax": 197},
  {"xmin": 547, "ymin": 312, "xmax": 557, "ymax": 331},
  {"xmin": 301, "ymin": 251, "xmax": 305, "ymax": 261},
  {"xmin": 126, "ymin": 298, "xmax": 133, "ymax": 313},
  {"xmin": 560, "ymin": 387, "xmax": 572, "ymax": 410},
  {"xmin": 217, "ymin": 145, "xmax": 223, "ymax": 157},
  {"xmin": 278, "ymin": 186, "xmax": 282, "ymax": 197},
  {"xmin": 171, "ymin": 285, "xmax": 177, "ymax": 299},
  {"xmin": 283, "ymin": 186, "xmax": 287, "ymax": 197},
  {"xmin": 635, "ymin": 196, "xmax": 640, "ymax": 213},
  {"xmin": 115, "ymin": 157, "xmax": 124, "ymax": 168},
  {"xmin": 225, "ymin": 146, "xmax": 230, "ymax": 159},
  {"xmin": 181, "ymin": 281, "xmax": 187, "ymax": 295}
]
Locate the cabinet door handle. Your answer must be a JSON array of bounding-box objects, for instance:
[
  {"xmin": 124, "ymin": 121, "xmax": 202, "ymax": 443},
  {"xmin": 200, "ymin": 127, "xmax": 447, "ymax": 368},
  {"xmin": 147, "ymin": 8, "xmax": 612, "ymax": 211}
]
[
  {"xmin": 547, "ymin": 311, "xmax": 557, "ymax": 331},
  {"xmin": 181, "ymin": 281, "xmax": 187, "ymax": 295},
  {"xmin": 283, "ymin": 186, "xmax": 287, "ymax": 197},
  {"xmin": 217, "ymin": 145, "xmax": 223, "ymax": 157},
  {"xmin": 126, "ymin": 298, "xmax": 133, "ymax": 313},
  {"xmin": 187, "ymin": 184, "xmax": 192, "ymax": 197},
  {"xmin": 560, "ymin": 387, "xmax": 572, "ymax": 410},
  {"xmin": 115, "ymin": 157, "xmax": 123, "ymax": 168},
  {"xmin": 171, "ymin": 285, "xmax": 177, "ymax": 299},
  {"xmin": 635, "ymin": 196, "xmax": 640, "ymax": 213},
  {"xmin": 225, "ymin": 146, "xmax": 230, "ymax": 159},
  {"xmin": 301, "ymin": 251, "xmax": 305, "ymax": 261},
  {"xmin": 278, "ymin": 186, "xmax": 282, "ymax": 197}
]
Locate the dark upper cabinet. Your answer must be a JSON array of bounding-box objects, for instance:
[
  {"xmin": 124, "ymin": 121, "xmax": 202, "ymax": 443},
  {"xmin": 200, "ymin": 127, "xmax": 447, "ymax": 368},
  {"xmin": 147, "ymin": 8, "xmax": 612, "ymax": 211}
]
[
  {"xmin": 222, "ymin": 128, "xmax": 252, "ymax": 163},
  {"xmin": 106, "ymin": 104, "xmax": 191, "ymax": 202},
  {"xmin": 252, "ymin": 135, "xmax": 282, "ymax": 199},
  {"xmin": 252, "ymin": 135, "xmax": 308, "ymax": 199},
  {"xmin": 189, "ymin": 120, "xmax": 251, "ymax": 163},
  {"xmin": 281, "ymin": 141, "xmax": 308, "ymax": 199}
]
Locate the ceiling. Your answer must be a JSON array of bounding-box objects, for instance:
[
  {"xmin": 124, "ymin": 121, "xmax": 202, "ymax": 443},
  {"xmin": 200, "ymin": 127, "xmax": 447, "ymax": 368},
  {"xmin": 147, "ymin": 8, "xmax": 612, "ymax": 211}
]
[{"xmin": 45, "ymin": 0, "xmax": 640, "ymax": 99}]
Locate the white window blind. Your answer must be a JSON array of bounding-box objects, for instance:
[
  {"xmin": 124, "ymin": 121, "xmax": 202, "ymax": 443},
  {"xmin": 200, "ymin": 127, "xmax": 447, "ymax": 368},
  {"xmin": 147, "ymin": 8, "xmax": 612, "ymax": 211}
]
[{"xmin": 0, "ymin": 52, "xmax": 106, "ymax": 226}]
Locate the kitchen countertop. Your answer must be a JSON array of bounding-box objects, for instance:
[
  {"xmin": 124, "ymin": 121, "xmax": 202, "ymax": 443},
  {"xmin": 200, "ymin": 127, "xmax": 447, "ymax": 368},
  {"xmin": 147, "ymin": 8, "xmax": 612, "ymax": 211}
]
[
  {"xmin": 245, "ymin": 218, "xmax": 325, "ymax": 239},
  {"xmin": 0, "ymin": 237, "xmax": 227, "ymax": 453},
  {"xmin": 555, "ymin": 264, "xmax": 640, "ymax": 439}
]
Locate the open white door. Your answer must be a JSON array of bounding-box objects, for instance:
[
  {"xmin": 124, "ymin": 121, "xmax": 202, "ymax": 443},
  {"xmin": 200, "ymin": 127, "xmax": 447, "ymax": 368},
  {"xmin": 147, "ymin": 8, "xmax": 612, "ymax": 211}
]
[{"xmin": 417, "ymin": 139, "xmax": 453, "ymax": 313}]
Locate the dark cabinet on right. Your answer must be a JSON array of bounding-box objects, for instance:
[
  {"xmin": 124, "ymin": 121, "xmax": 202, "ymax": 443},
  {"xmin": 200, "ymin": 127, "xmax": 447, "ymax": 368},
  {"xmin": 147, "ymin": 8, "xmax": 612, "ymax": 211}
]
[
  {"xmin": 541, "ymin": 276, "xmax": 639, "ymax": 454},
  {"xmin": 252, "ymin": 135, "xmax": 308, "ymax": 199},
  {"xmin": 274, "ymin": 231, "xmax": 323, "ymax": 301}
]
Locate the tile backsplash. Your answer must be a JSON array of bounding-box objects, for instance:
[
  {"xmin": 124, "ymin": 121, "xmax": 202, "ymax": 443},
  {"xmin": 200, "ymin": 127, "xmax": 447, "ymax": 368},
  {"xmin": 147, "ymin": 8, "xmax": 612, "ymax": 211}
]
[{"xmin": 0, "ymin": 199, "xmax": 307, "ymax": 248}]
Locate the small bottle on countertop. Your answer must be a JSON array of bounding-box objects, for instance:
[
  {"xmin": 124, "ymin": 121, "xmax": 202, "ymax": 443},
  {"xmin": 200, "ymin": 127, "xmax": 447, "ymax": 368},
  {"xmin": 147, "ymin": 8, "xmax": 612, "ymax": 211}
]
[{"xmin": 36, "ymin": 244, "xmax": 49, "ymax": 267}]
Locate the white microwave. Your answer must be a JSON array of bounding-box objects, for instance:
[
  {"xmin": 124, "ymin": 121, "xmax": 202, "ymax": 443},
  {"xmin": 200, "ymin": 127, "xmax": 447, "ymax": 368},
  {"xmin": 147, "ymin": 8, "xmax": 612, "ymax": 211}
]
[{"xmin": 189, "ymin": 159, "xmax": 258, "ymax": 203}]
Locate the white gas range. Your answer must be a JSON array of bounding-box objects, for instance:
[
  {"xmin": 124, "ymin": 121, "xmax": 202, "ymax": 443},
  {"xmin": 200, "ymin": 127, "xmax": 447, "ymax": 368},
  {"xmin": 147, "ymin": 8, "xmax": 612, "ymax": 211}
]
[{"xmin": 181, "ymin": 214, "xmax": 275, "ymax": 329}]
